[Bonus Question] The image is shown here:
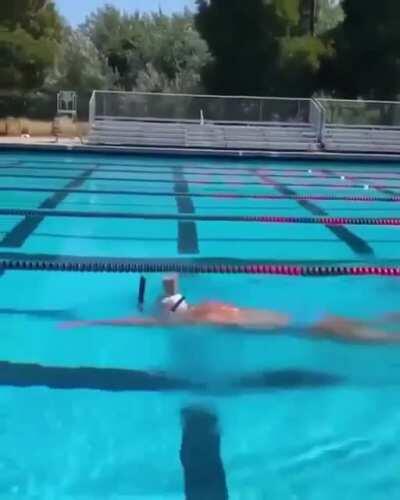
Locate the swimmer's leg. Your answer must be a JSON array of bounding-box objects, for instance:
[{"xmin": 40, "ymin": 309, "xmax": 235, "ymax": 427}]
[
  {"xmin": 310, "ymin": 316, "xmax": 400, "ymax": 344},
  {"xmin": 59, "ymin": 316, "xmax": 160, "ymax": 330},
  {"xmin": 371, "ymin": 312, "xmax": 400, "ymax": 325}
]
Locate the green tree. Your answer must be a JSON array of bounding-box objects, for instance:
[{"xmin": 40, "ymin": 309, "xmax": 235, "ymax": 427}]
[
  {"xmin": 195, "ymin": 0, "xmax": 283, "ymax": 95},
  {"xmin": 195, "ymin": 0, "xmax": 331, "ymax": 97},
  {"xmin": 273, "ymin": 1, "xmax": 333, "ymax": 96},
  {"xmin": 45, "ymin": 28, "xmax": 114, "ymax": 92},
  {"xmin": 81, "ymin": 5, "xmax": 136, "ymax": 89},
  {"xmin": 316, "ymin": 0, "xmax": 343, "ymax": 35},
  {"xmin": 279, "ymin": 35, "xmax": 332, "ymax": 96},
  {"xmin": 0, "ymin": 0, "xmax": 62, "ymax": 91},
  {"xmin": 320, "ymin": 0, "xmax": 400, "ymax": 99},
  {"xmin": 134, "ymin": 12, "xmax": 210, "ymax": 92},
  {"xmin": 82, "ymin": 6, "xmax": 210, "ymax": 92}
]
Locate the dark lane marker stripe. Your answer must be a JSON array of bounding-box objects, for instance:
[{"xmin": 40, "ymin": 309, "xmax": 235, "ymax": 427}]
[
  {"xmin": 181, "ymin": 407, "xmax": 228, "ymax": 500},
  {"xmin": 257, "ymin": 173, "xmax": 374, "ymax": 256},
  {"xmin": 0, "ymin": 360, "xmax": 344, "ymax": 392},
  {"xmin": 0, "ymin": 308, "xmax": 77, "ymax": 320},
  {"xmin": 237, "ymin": 369, "xmax": 343, "ymax": 389},
  {"xmin": 0, "ymin": 168, "xmax": 95, "ymax": 248},
  {"xmin": 0, "ymin": 361, "xmax": 194, "ymax": 391},
  {"xmin": 172, "ymin": 166, "xmax": 199, "ymax": 254}
]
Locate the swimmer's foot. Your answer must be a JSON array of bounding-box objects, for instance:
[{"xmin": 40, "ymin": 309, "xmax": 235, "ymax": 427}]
[{"xmin": 377, "ymin": 312, "xmax": 400, "ymax": 324}]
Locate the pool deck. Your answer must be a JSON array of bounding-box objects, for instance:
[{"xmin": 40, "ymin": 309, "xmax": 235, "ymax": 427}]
[{"xmin": 1, "ymin": 135, "xmax": 400, "ymax": 163}]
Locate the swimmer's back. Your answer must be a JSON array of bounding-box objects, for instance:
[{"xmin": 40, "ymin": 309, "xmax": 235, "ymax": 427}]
[
  {"xmin": 188, "ymin": 302, "xmax": 288, "ymax": 329},
  {"xmin": 189, "ymin": 302, "xmax": 241, "ymax": 324}
]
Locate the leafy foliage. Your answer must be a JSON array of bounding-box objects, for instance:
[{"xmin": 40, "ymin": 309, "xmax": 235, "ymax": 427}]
[
  {"xmin": 195, "ymin": 0, "xmax": 331, "ymax": 96},
  {"xmin": 195, "ymin": 0, "xmax": 283, "ymax": 95},
  {"xmin": 1, "ymin": 0, "xmax": 399, "ymax": 101},
  {"xmin": 320, "ymin": 0, "xmax": 400, "ymax": 99},
  {"xmin": 81, "ymin": 6, "xmax": 211, "ymax": 92},
  {"xmin": 316, "ymin": 0, "xmax": 344, "ymax": 35},
  {"xmin": 0, "ymin": 0, "xmax": 62, "ymax": 91},
  {"xmin": 279, "ymin": 35, "xmax": 332, "ymax": 96},
  {"xmin": 45, "ymin": 28, "xmax": 114, "ymax": 92},
  {"xmin": 80, "ymin": 5, "xmax": 135, "ymax": 89}
]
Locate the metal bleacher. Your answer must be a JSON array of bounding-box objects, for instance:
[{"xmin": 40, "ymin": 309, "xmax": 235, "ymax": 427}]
[
  {"xmin": 87, "ymin": 91, "xmax": 400, "ymax": 155},
  {"xmin": 319, "ymin": 99, "xmax": 400, "ymax": 154},
  {"xmin": 88, "ymin": 92, "xmax": 321, "ymax": 151}
]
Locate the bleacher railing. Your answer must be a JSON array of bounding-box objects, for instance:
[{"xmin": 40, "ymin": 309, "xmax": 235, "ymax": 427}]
[
  {"xmin": 317, "ymin": 99, "xmax": 400, "ymax": 129},
  {"xmin": 309, "ymin": 99, "xmax": 325, "ymax": 142},
  {"xmin": 91, "ymin": 90, "xmax": 316, "ymax": 126},
  {"xmin": 89, "ymin": 92, "xmax": 95, "ymax": 127},
  {"xmin": 89, "ymin": 91, "xmax": 400, "ymax": 148}
]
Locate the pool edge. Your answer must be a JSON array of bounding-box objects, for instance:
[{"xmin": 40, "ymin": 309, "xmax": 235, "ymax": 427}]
[{"xmin": 1, "ymin": 142, "xmax": 400, "ymax": 163}]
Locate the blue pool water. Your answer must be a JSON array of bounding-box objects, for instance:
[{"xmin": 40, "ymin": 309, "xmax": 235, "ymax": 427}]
[{"xmin": 1, "ymin": 151, "xmax": 400, "ymax": 499}]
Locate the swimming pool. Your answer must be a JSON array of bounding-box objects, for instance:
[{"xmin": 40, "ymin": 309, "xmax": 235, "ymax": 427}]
[{"xmin": 1, "ymin": 150, "xmax": 400, "ymax": 499}]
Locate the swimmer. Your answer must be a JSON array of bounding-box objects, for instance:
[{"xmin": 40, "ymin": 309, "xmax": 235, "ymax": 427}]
[{"xmin": 59, "ymin": 274, "xmax": 400, "ymax": 345}]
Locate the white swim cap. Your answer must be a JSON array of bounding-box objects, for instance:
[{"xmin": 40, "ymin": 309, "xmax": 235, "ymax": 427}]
[{"xmin": 161, "ymin": 294, "xmax": 189, "ymax": 313}]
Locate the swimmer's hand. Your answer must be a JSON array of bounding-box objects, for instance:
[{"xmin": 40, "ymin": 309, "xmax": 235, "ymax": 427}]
[{"xmin": 58, "ymin": 316, "xmax": 160, "ymax": 330}]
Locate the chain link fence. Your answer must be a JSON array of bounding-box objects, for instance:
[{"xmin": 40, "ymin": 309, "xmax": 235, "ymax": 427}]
[
  {"xmin": 0, "ymin": 92, "xmax": 91, "ymax": 121},
  {"xmin": 318, "ymin": 99, "xmax": 400, "ymax": 128},
  {"xmin": 91, "ymin": 91, "xmax": 313, "ymax": 125}
]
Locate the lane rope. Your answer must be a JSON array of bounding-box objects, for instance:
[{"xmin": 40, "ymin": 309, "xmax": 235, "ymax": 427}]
[
  {"xmin": 3, "ymin": 160, "xmax": 400, "ymax": 176},
  {"xmin": 0, "ymin": 208, "xmax": 399, "ymax": 225},
  {"xmin": 1, "ymin": 259, "xmax": 400, "ymax": 276},
  {"xmin": 2, "ymin": 172, "xmax": 400, "ymax": 189},
  {"xmin": 5, "ymin": 164, "xmax": 400, "ymax": 182},
  {"xmin": 1, "ymin": 186, "xmax": 400, "ymax": 202},
  {"xmin": 213, "ymin": 193, "xmax": 400, "ymax": 202}
]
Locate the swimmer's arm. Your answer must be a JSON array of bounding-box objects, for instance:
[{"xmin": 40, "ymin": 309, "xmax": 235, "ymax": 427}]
[{"xmin": 59, "ymin": 316, "xmax": 160, "ymax": 330}]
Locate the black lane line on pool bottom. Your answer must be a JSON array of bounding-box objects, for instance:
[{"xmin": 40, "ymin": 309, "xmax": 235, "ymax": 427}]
[
  {"xmin": 0, "ymin": 361, "xmax": 344, "ymax": 392},
  {"xmin": 180, "ymin": 407, "xmax": 228, "ymax": 500},
  {"xmin": 0, "ymin": 308, "xmax": 77, "ymax": 320},
  {"xmin": 0, "ymin": 168, "xmax": 96, "ymax": 248},
  {"xmin": 172, "ymin": 166, "xmax": 199, "ymax": 254},
  {"xmin": 0, "ymin": 361, "xmax": 193, "ymax": 391},
  {"xmin": 258, "ymin": 173, "xmax": 374, "ymax": 256}
]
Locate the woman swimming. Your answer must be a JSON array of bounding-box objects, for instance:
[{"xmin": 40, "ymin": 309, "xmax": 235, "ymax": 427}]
[{"xmin": 59, "ymin": 275, "xmax": 400, "ymax": 345}]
